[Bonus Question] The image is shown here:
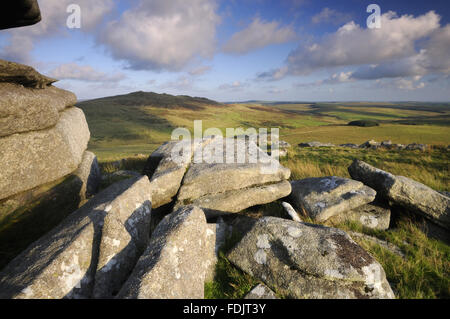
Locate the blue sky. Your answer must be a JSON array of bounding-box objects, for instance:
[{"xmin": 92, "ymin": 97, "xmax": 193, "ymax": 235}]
[{"xmin": 1, "ymin": 0, "xmax": 449, "ymax": 101}]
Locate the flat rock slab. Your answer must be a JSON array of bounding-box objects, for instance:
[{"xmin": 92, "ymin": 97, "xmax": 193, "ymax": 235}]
[
  {"xmin": 177, "ymin": 138, "xmax": 290, "ymax": 201},
  {"xmin": 227, "ymin": 217, "xmax": 395, "ymax": 299},
  {"xmin": 0, "ymin": 176, "xmax": 152, "ymax": 299},
  {"xmin": 117, "ymin": 206, "xmax": 207, "ymax": 299},
  {"xmin": 0, "ymin": 83, "xmax": 76, "ymax": 137},
  {"xmin": 348, "ymin": 160, "xmax": 450, "ymax": 230},
  {"xmin": 0, "ymin": 59, "xmax": 56, "ymax": 88},
  {"xmin": 289, "ymin": 176, "xmax": 376, "ymax": 222},
  {"xmin": 179, "ymin": 180, "xmax": 292, "ymax": 214},
  {"xmin": 244, "ymin": 284, "xmax": 278, "ymax": 299},
  {"xmin": 327, "ymin": 202, "xmax": 391, "ymax": 230},
  {"xmin": 0, "ymin": 107, "xmax": 90, "ymax": 200}
]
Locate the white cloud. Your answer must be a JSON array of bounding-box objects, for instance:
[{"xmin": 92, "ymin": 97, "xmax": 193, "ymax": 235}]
[
  {"xmin": 223, "ymin": 18, "xmax": 296, "ymax": 55},
  {"xmin": 311, "ymin": 8, "xmax": 352, "ymax": 25},
  {"xmin": 287, "ymin": 11, "xmax": 441, "ymax": 75},
  {"xmin": 49, "ymin": 63, "xmax": 126, "ymax": 82},
  {"xmin": 0, "ymin": 0, "xmax": 114, "ymax": 63},
  {"xmin": 259, "ymin": 10, "xmax": 450, "ymax": 89},
  {"xmin": 99, "ymin": 0, "xmax": 220, "ymax": 71}
]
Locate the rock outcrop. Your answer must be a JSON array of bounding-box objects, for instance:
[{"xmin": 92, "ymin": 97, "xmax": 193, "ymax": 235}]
[
  {"xmin": 175, "ymin": 137, "xmax": 291, "ymax": 213},
  {"xmin": 0, "ymin": 107, "xmax": 90, "ymax": 200},
  {"xmin": 227, "ymin": 217, "xmax": 395, "ymax": 299},
  {"xmin": 0, "ymin": 176, "xmax": 152, "ymax": 299},
  {"xmin": 348, "ymin": 160, "xmax": 450, "ymax": 230},
  {"xmin": 0, "ymin": 59, "xmax": 55, "ymax": 88},
  {"xmin": 117, "ymin": 206, "xmax": 207, "ymax": 299},
  {"xmin": 289, "ymin": 176, "xmax": 376, "ymax": 222},
  {"xmin": 0, "ymin": 61, "xmax": 90, "ymax": 202},
  {"xmin": 0, "ymin": 83, "xmax": 76, "ymax": 136}
]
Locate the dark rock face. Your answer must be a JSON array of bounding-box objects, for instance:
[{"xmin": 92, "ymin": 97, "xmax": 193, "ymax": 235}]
[
  {"xmin": 0, "ymin": 0, "xmax": 41, "ymax": 30},
  {"xmin": 0, "ymin": 59, "xmax": 56, "ymax": 88}
]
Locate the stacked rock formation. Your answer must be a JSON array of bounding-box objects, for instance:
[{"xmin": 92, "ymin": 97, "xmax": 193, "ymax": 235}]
[
  {"xmin": 0, "ymin": 60, "xmax": 100, "ymax": 268},
  {"xmin": 142, "ymin": 136, "xmax": 292, "ymax": 216},
  {"xmin": 0, "ymin": 59, "xmax": 93, "ymax": 199}
]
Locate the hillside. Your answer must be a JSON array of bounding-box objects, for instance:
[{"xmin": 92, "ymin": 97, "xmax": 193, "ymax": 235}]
[
  {"xmin": 76, "ymin": 92, "xmax": 450, "ymax": 161},
  {"xmin": 77, "ymin": 91, "xmax": 223, "ymax": 110}
]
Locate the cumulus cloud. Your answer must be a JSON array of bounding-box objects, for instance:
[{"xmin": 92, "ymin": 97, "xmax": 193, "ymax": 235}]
[
  {"xmin": 223, "ymin": 18, "xmax": 296, "ymax": 55},
  {"xmin": 311, "ymin": 8, "xmax": 352, "ymax": 25},
  {"xmin": 259, "ymin": 10, "xmax": 450, "ymax": 88},
  {"xmin": 49, "ymin": 63, "xmax": 126, "ymax": 82},
  {"xmin": 99, "ymin": 0, "xmax": 220, "ymax": 71},
  {"xmin": 0, "ymin": 0, "xmax": 114, "ymax": 63},
  {"xmin": 287, "ymin": 11, "xmax": 441, "ymax": 75}
]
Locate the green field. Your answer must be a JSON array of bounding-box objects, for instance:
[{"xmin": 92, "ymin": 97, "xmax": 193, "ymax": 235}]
[{"xmin": 77, "ymin": 95, "xmax": 450, "ymax": 161}]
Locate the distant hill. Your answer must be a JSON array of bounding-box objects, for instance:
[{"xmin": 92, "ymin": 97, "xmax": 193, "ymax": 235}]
[{"xmin": 77, "ymin": 91, "xmax": 223, "ymax": 110}]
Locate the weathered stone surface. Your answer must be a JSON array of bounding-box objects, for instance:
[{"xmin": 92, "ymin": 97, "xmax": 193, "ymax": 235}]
[
  {"xmin": 244, "ymin": 284, "xmax": 278, "ymax": 299},
  {"xmin": 327, "ymin": 202, "xmax": 391, "ymax": 230},
  {"xmin": 0, "ymin": 83, "xmax": 75, "ymax": 137},
  {"xmin": 74, "ymin": 151, "xmax": 101, "ymax": 200},
  {"xmin": 289, "ymin": 177, "xmax": 376, "ymax": 222},
  {"xmin": 178, "ymin": 138, "xmax": 291, "ymax": 201},
  {"xmin": 117, "ymin": 206, "xmax": 207, "ymax": 299},
  {"xmin": 0, "ymin": 107, "xmax": 90, "ymax": 200},
  {"xmin": 405, "ymin": 143, "xmax": 427, "ymax": 151},
  {"xmin": 180, "ymin": 181, "xmax": 291, "ymax": 214},
  {"xmin": 227, "ymin": 217, "xmax": 395, "ymax": 299},
  {"xmin": 93, "ymin": 176, "xmax": 152, "ymax": 299},
  {"xmin": 298, "ymin": 141, "xmax": 335, "ymax": 148},
  {"xmin": 281, "ymin": 201, "xmax": 302, "ymax": 222},
  {"xmin": 359, "ymin": 140, "xmax": 381, "ymax": 149},
  {"xmin": 143, "ymin": 141, "xmax": 192, "ymax": 208},
  {"xmin": 0, "ymin": 176, "xmax": 152, "ymax": 299},
  {"xmin": 348, "ymin": 160, "xmax": 450, "ymax": 230},
  {"xmin": 0, "ymin": 59, "xmax": 56, "ymax": 88}
]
